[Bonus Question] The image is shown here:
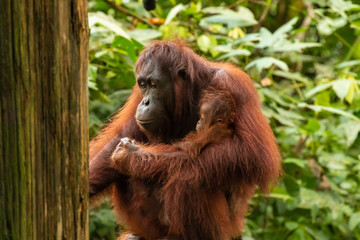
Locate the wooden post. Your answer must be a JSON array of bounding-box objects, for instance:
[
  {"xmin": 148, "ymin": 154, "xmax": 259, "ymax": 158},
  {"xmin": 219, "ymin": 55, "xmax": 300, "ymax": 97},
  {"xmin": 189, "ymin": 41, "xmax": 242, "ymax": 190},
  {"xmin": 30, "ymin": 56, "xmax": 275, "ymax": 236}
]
[{"xmin": 0, "ymin": 1, "xmax": 89, "ymax": 239}]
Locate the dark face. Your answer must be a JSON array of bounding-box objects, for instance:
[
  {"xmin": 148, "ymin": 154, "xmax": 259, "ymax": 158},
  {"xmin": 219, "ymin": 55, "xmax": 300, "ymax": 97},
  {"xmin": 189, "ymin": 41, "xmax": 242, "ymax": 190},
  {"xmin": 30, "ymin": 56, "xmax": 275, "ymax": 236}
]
[{"xmin": 135, "ymin": 59, "xmax": 175, "ymax": 136}]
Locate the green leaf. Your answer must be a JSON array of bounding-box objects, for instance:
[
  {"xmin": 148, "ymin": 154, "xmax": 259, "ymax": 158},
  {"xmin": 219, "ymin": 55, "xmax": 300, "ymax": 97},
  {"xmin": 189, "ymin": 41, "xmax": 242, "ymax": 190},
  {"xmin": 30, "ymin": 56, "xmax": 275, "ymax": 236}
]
[
  {"xmin": 257, "ymin": 18, "xmax": 297, "ymax": 49},
  {"xmin": 275, "ymin": 107, "xmax": 305, "ymax": 120},
  {"xmin": 273, "ymin": 70, "xmax": 309, "ymax": 83},
  {"xmin": 99, "ymin": 92, "xmax": 110, "ymax": 103},
  {"xmin": 284, "ymin": 176, "xmax": 300, "ymax": 196},
  {"xmin": 217, "ymin": 49, "xmax": 251, "ymax": 60},
  {"xmin": 317, "ymin": 17, "xmax": 347, "ymax": 36},
  {"xmin": 285, "ymin": 222, "xmax": 298, "ymax": 231},
  {"xmin": 273, "ymin": 17, "xmax": 298, "ymax": 38},
  {"xmin": 284, "ymin": 158, "xmax": 308, "ymax": 168},
  {"xmin": 299, "ymin": 102, "xmax": 360, "ymax": 120},
  {"xmin": 269, "ymin": 186, "xmax": 293, "ymax": 201},
  {"xmin": 349, "ymin": 212, "xmax": 360, "ymax": 230},
  {"xmin": 272, "ymin": 112, "xmax": 296, "ymax": 127},
  {"xmin": 344, "ymin": 121, "xmax": 360, "ymax": 146},
  {"xmin": 257, "ymin": 28, "xmax": 275, "ymax": 48},
  {"xmin": 112, "ymin": 36, "xmax": 137, "ymax": 63},
  {"xmin": 318, "ymin": 154, "xmax": 353, "ymax": 170},
  {"xmin": 276, "ymin": 41, "xmax": 321, "ymax": 52},
  {"xmin": 290, "ymin": 228, "xmax": 312, "ymax": 240},
  {"xmin": 302, "ymin": 118, "xmax": 321, "ymax": 134},
  {"xmin": 110, "ymin": 89, "xmax": 133, "ymax": 102},
  {"xmin": 88, "ymin": 12, "xmax": 130, "ymax": 39},
  {"xmin": 164, "ymin": 4, "xmax": 186, "ymax": 25},
  {"xmin": 105, "ymin": 71, "xmax": 116, "ymax": 79},
  {"xmin": 345, "ymin": 83, "xmax": 355, "ymax": 104},
  {"xmin": 257, "ymin": 19, "xmax": 298, "ymax": 49},
  {"xmin": 297, "ymin": 188, "xmax": 337, "ymax": 209},
  {"xmin": 351, "ymin": 21, "xmax": 360, "ymax": 30},
  {"xmin": 332, "ymin": 79, "xmax": 351, "ymax": 100},
  {"xmin": 261, "ymin": 88, "xmax": 291, "ymax": 107},
  {"xmin": 315, "ymin": 91, "xmax": 331, "ymax": 106},
  {"xmin": 345, "ymin": 79, "xmax": 358, "ymax": 104},
  {"xmin": 329, "ymin": 0, "xmax": 360, "ymax": 17},
  {"xmin": 340, "ymin": 180, "xmax": 357, "ymax": 190},
  {"xmin": 88, "ymin": 81, "xmax": 98, "ymax": 90},
  {"xmin": 304, "ymin": 227, "xmax": 328, "ymax": 240},
  {"xmin": 256, "ymin": 18, "xmax": 320, "ymax": 52},
  {"xmin": 94, "ymin": 50, "xmax": 110, "ymax": 59},
  {"xmin": 305, "ymin": 80, "xmax": 339, "ymax": 98},
  {"xmin": 128, "ymin": 29, "xmax": 162, "ymax": 44},
  {"xmin": 89, "ymin": 113, "xmax": 103, "ymax": 128},
  {"xmin": 201, "ymin": 7, "xmax": 257, "ymax": 28},
  {"xmin": 88, "ymin": 65, "xmax": 98, "ymax": 90},
  {"xmin": 336, "ymin": 59, "xmax": 360, "ymax": 69},
  {"xmin": 245, "ymin": 57, "xmax": 289, "ymax": 72},
  {"xmin": 197, "ymin": 34, "xmax": 217, "ymax": 53}
]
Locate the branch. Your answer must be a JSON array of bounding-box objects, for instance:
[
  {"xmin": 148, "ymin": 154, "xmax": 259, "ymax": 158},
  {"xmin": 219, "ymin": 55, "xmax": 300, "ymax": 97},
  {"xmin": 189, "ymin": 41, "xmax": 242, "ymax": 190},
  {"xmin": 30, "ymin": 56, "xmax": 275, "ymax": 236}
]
[
  {"xmin": 295, "ymin": 1, "xmax": 314, "ymax": 71},
  {"xmin": 226, "ymin": 0, "xmax": 245, "ymax": 9},
  {"xmin": 104, "ymin": 0, "xmax": 155, "ymax": 28},
  {"xmin": 226, "ymin": 0, "xmax": 267, "ymax": 9},
  {"xmin": 252, "ymin": 1, "xmax": 271, "ymax": 33},
  {"xmin": 295, "ymin": 1, "xmax": 315, "ymax": 41}
]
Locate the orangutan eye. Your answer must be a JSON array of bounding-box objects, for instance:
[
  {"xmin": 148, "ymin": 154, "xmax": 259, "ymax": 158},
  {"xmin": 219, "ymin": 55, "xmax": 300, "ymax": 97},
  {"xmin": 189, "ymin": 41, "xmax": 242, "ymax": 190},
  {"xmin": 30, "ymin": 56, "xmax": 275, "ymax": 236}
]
[
  {"xmin": 139, "ymin": 81, "xmax": 146, "ymax": 89},
  {"xmin": 150, "ymin": 81, "xmax": 156, "ymax": 88}
]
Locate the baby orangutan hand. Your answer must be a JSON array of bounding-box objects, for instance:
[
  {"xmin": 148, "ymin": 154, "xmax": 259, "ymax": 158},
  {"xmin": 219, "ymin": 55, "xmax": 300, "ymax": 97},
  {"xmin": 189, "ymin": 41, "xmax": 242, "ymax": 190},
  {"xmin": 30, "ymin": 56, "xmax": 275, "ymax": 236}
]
[{"xmin": 111, "ymin": 137, "xmax": 139, "ymax": 174}]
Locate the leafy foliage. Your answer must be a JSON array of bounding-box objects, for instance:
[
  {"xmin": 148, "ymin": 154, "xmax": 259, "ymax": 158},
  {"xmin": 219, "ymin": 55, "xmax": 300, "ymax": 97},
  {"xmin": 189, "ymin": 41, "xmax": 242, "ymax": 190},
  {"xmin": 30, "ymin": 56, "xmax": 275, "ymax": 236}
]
[
  {"xmin": 90, "ymin": 201, "xmax": 122, "ymax": 239},
  {"xmin": 88, "ymin": 0, "xmax": 360, "ymax": 239}
]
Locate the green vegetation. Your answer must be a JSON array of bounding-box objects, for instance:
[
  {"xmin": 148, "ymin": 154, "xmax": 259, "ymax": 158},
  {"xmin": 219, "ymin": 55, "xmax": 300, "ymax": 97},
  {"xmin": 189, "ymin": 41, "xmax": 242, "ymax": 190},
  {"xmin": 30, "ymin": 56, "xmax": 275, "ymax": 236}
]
[{"xmin": 88, "ymin": 0, "xmax": 360, "ymax": 239}]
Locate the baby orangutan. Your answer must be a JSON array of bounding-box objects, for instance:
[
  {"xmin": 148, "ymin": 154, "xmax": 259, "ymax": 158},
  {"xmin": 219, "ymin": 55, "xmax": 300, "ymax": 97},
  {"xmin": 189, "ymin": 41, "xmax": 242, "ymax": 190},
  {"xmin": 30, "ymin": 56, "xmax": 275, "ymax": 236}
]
[
  {"xmin": 173, "ymin": 87, "xmax": 236, "ymax": 159},
  {"xmin": 111, "ymin": 87, "xmax": 237, "ymax": 239}
]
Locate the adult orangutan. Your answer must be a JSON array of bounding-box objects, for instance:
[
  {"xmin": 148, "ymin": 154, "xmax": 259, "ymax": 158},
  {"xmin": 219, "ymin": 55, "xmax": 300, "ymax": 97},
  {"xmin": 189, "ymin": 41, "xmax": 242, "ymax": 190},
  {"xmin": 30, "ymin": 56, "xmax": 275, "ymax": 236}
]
[
  {"xmin": 111, "ymin": 87, "xmax": 237, "ymax": 238},
  {"xmin": 89, "ymin": 41, "xmax": 281, "ymax": 240}
]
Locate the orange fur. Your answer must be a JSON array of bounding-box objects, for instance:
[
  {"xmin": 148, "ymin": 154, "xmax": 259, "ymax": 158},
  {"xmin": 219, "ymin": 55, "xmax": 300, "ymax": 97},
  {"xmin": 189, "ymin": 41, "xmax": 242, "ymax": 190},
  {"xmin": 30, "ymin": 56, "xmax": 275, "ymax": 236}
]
[
  {"xmin": 111, "ymin": 89, "xmax": 237, "ymax": 239},
  {"xmin": 89, "ymin": 41, "xmax": 282, "ymax": 240}
]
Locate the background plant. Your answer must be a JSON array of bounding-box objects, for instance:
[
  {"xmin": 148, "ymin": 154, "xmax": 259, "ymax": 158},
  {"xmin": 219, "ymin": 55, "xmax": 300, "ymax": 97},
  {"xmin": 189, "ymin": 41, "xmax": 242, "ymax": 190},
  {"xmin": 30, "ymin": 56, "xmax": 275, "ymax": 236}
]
[{"xmin": 88, "ymin": 0, "xmax": 360, "ymax": 239}]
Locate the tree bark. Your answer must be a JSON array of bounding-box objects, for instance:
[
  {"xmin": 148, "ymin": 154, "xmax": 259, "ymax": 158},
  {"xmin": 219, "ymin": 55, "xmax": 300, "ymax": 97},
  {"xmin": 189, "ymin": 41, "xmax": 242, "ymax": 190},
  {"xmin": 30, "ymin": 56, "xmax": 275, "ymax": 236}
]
[{"xmin": 0, "ymin": 1, "xmax": 89, "ymax": 239}]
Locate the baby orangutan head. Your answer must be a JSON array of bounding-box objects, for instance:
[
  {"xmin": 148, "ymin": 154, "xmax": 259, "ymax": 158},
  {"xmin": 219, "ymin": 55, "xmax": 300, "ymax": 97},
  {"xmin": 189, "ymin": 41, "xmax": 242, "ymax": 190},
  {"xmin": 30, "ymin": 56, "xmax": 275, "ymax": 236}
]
[{"xmin": 196, "ymin": 87, "xmax": 236, "ymax": 132}]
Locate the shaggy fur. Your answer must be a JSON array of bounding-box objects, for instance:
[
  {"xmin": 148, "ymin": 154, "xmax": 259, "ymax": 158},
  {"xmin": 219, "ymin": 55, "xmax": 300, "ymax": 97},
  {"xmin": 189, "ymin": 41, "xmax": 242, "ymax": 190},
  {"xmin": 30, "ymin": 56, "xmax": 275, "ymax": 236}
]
[{"xmin": 89, "ymin": 41, "xmax": 281, "ymax": 240}]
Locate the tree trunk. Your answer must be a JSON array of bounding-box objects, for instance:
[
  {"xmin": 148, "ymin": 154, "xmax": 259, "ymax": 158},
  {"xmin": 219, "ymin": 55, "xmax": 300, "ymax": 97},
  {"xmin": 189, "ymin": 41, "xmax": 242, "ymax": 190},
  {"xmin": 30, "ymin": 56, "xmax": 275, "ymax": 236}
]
[{"xmin": 0, "ymin": 1, "xmax": 89, "ymax": 239}]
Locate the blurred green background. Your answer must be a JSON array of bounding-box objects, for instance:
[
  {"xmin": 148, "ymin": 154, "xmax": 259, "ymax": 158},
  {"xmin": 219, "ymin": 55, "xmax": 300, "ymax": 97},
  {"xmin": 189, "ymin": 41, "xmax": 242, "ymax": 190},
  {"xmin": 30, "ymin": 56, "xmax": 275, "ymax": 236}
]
[{"xmin": 88, "ymin": 0, "xmax": 360, "ymax": 239}]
